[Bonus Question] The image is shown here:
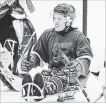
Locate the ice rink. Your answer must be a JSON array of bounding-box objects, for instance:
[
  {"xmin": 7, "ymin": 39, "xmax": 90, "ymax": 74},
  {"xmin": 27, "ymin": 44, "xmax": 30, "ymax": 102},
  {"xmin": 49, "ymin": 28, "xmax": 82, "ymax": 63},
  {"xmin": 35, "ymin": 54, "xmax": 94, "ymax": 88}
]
[
  {"xmin": 0, "ymin": 0, "xmax": 105, "ymax": 103},
  {"xmin": 0, "ymin": 73, "xmax": 105, "ymax": 103}
]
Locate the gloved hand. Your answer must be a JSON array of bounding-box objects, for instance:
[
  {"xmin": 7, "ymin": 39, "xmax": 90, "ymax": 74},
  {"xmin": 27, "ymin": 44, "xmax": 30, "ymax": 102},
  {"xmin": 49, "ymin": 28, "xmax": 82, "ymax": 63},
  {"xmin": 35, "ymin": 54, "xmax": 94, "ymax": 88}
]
[
  {"xmin": 66, "ymin": 60, "xmax": 82, "ymax": 83},
  {"xmin": 41, "ymin": 69, "xmax": 52, "ymax": 76},
  {"xmin": 21, "ymin": 55, "xmax": 35, "ymax": 72}
]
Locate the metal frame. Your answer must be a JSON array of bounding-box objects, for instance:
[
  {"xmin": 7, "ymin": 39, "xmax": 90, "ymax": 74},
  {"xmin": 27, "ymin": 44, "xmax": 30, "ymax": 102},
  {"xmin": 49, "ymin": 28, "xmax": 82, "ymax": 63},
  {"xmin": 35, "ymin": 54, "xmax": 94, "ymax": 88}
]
[{"xmin": 83, "ymin": 0, "xmax": 87, "ymax": 36}]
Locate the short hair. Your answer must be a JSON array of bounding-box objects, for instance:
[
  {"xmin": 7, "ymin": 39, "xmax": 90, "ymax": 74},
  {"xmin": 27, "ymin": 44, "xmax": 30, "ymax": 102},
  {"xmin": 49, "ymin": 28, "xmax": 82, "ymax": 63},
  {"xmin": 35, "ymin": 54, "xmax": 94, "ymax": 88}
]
[{"xmin": 54, "ymin": 3, "xmax": 76, "ymax": 19}]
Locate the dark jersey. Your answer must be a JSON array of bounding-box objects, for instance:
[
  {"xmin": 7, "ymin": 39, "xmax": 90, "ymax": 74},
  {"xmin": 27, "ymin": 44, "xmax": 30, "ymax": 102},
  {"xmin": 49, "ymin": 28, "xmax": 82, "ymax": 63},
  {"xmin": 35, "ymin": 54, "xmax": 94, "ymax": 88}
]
[{"xmin": 33, "ymin": 27, "xmax": 93, "ymax": 76}]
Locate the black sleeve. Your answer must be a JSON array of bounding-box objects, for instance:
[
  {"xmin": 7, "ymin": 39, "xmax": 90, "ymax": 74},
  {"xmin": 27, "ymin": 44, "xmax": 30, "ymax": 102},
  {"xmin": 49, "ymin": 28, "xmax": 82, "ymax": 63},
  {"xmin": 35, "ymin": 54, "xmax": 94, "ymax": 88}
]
[
  {"xmin": 33, "ymin": 31, "xmax": 49, "ymax": 63},
  {"xmin": 75, "ymin": 34, "xmax": 93, "ymax": 76}
]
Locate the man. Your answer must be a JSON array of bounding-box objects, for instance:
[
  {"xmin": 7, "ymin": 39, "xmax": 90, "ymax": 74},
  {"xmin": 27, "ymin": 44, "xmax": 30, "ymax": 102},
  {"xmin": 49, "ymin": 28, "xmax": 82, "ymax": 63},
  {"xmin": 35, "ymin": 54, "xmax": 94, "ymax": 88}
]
[
  {"xmin": 0, "ymin": 0, "xmax": 19, "ymax": 89},
  {"xmin": 0, "ymin": 0, "xmax": 21, "ymax": 45},
  {"xmin": 21, "ymin": 3, "xmax": 93, "ymax": 101},
  {"xmin": 0, "ymin": 0, "xmax": 25, "ymax": 73}
]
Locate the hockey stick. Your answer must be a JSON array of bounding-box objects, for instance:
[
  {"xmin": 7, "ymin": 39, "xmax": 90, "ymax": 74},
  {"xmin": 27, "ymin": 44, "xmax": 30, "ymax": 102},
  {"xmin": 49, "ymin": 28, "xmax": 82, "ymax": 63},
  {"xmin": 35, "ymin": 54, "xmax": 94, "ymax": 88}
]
[
  {"xmin": 58, "ymin": 50, "xmax": 90, "ymax": 102},
  {"xmin": 75, "ymin": 78, "xmax": 90, "ymax": 102},
  {"xmin": 26, "ymin": 0, "xmax": 35, "ymax": 13},
  {"xmin": 16, "ymin": 31, "xmax": 36, "ymax": 74},
  {"xmin": 93, "ymin": 92, "xmax": 103, "ymax": 102}
]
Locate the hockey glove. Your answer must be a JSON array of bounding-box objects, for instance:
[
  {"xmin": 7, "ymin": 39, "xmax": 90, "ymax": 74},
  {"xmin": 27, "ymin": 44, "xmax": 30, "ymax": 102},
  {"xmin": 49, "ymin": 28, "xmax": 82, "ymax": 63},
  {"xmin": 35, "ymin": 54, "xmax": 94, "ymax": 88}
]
[
  {"xmin": 21, "ymin": 54, "xmax": 35, "ymax": 72},
  {"xmin": 66, "ymin": 60, "xmax": 82, "ymax": 83}
]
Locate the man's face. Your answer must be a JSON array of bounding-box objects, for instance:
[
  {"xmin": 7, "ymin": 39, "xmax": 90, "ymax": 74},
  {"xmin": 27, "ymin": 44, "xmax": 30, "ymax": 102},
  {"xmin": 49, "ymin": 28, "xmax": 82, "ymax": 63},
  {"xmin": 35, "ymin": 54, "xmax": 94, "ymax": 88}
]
[{"xmin": 53, "ymin": 12, "xmax": 67, "ymax": 32}]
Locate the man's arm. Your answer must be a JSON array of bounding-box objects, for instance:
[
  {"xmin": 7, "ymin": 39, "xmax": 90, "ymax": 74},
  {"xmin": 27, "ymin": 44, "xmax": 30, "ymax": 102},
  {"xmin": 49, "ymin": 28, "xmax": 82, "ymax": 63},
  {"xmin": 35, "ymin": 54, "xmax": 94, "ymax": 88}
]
[
  {"xmin": 75, "ymin": 33, "xmax": 93, "ymax": 76},
  {"xmin": 33, "ymin": 31, "xmax": 49, "ymax": 63}
]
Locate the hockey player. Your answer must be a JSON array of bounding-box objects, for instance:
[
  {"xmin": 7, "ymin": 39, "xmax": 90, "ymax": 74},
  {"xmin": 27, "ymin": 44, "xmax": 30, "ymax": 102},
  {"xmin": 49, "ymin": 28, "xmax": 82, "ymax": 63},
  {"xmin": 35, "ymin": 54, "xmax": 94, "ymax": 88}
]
[
  {"xmin": 0, "ymin": 0, "xmax": 36, "ymax": 91},
  {"xmin": 21, "ymin": 3, "xmax": 93, "ymax": 101}
]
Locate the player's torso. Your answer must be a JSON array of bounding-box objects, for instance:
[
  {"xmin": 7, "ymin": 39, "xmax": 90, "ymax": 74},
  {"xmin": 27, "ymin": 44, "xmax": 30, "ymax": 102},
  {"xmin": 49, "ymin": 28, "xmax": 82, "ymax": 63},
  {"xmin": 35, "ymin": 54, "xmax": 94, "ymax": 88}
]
[{"xmin": 47, "ymin": 29, "xmax": 79, "ymax": 62}]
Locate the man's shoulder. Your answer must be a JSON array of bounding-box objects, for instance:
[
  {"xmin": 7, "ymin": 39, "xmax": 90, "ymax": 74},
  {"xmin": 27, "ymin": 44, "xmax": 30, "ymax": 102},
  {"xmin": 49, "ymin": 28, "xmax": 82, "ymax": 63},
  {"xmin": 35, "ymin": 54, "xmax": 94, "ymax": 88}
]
[
  {"xmin": 71, "ymin": 28, "xmax": 83, "ymax": 35},
  {"xmin": 41, "ymin": 28, "xmax": 55, "ymax": 38},
  {"xmin": 43, "ymin": 28, "xmax": 54, "ymax": 34},
  {"xmin": 40, "ymin": 28, "xmax": 55, "ymax": 41},
  {"xmin": 70, "ymin": 28, "xmax": 86, "ymax": 39},
  {"xmin": 72, "ymin": 29, "xmax": 89, "ymax": 44}
]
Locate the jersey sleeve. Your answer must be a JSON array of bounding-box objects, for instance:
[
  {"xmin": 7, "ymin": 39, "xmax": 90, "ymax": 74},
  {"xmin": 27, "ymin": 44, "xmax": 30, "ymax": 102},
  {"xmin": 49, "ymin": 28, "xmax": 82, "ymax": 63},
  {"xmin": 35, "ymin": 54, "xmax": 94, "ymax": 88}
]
[
  {"xmin": 33, "ymin": 31, "xmax": 49, "ymax": 63},
  {"xmin": 75, "ymin": 33, "xmax": 93, "ymax": 76}
]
